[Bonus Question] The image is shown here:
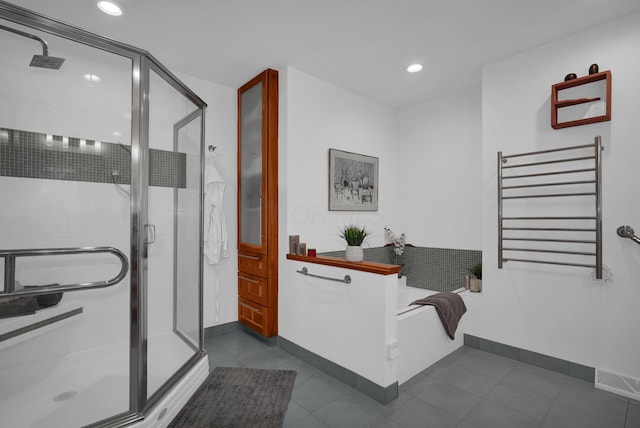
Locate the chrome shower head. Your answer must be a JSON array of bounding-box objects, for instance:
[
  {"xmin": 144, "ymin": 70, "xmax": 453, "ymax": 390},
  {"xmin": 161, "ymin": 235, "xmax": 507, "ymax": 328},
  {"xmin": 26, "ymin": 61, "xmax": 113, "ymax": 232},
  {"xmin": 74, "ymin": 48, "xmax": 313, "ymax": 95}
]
[
  {"xmin": 0, "ymin": 23, "xmax": 65, "ymax": 70},
  {"xmin": 30, "ymin": 54, "xmax": 65, "ymax": 70}
]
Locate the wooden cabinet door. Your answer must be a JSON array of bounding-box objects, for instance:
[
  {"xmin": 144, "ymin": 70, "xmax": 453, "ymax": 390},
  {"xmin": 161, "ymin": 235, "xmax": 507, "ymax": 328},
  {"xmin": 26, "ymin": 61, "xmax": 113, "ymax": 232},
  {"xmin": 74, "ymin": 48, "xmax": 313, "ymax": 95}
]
[
  {"xmin": 237, "ymin": 69, "xmax": 278, "ymax": 255},
  {"xmin": 237, "ymin": 69, "xmax": 279, "ymax": 337}
]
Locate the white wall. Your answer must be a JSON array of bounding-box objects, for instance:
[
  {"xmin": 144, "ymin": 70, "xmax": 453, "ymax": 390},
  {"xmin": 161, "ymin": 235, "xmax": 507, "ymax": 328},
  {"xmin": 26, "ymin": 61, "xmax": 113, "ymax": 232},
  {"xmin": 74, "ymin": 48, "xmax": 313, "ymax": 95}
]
[
  {"xmin": 278, "ymin": 67, "xmax": 399, "ymax": 382},
  {"xmin": 472, "ymin": 12, "xmax": 640, "ymax": 378},
  {"xmin": 395, "ymin": 87, "xmax": 483, "ymax": 249},
  {"xmin": 281, "ymin": 67, "xmax": 398, "ymax": 252},
  {"xmin": 193, "ymin": 66, "xmax": 483, "ymax": 332}
]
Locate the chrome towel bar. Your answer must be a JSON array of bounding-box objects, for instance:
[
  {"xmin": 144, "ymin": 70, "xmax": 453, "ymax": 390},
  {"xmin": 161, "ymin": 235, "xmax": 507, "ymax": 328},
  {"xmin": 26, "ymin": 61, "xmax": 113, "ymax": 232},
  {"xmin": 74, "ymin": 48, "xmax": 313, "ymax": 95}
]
[
  {"xmin": 296, "ymin": 267, "xmax": 351, "ymax": 284},
  {"xmin": 617, "ymin": 225, "xmax": 640, "ymax": 246}
]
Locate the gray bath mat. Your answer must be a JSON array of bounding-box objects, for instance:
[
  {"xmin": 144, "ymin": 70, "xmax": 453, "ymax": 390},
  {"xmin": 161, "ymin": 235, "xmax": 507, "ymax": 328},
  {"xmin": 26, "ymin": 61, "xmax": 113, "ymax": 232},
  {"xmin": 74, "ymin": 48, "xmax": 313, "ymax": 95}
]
[{"xmin": 168, "ymin": 366, "xmax": 297, "ymax": 428}]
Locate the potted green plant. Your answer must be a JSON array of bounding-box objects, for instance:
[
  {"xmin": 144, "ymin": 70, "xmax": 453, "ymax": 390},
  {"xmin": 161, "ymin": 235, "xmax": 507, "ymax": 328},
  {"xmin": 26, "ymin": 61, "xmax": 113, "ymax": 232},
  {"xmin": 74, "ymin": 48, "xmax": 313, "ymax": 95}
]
[
  {"xmin": 339, "ymin": 225, "xmax": 369, "ymax": 262},
  {"xmin": 469, "ymin": 262, "xmax": 482, "ymax": 292}
]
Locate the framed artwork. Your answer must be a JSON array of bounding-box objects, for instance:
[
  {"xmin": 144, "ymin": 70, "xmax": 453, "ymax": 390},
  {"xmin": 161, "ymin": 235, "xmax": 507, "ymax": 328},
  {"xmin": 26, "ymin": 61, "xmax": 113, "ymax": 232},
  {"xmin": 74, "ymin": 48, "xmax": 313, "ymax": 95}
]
[{"xmin": 329, "ymin": 149, "xmax": 378, "ymax": 211}]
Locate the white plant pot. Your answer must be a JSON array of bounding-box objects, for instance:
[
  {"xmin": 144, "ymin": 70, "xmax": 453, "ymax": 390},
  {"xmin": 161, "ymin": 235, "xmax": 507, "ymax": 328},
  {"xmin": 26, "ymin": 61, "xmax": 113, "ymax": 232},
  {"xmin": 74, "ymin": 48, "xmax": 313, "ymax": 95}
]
[
  {"xmin": 470, "ymin": 278, "xmax": 482, "ymax": 292},
  {"xmin": 345, "ymin": 245, "xmax": 364, "ymax": 262}
]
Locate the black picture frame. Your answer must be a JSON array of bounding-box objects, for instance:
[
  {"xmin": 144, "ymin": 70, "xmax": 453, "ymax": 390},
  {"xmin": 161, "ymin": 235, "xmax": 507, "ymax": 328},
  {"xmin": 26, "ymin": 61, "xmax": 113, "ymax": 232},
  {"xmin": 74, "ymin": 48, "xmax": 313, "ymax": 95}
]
[{"xmin": 328, "ymin": 148, "xmax": 378, "ymax": 211}]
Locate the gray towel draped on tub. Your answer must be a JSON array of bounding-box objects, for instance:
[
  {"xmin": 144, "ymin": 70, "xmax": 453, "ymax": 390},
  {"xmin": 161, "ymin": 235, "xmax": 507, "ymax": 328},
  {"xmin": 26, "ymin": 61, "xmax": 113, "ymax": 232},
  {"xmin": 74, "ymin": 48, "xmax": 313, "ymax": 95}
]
[{"xmin": 410, "ymin": 292, "xmax": 466, "ymax": 340}]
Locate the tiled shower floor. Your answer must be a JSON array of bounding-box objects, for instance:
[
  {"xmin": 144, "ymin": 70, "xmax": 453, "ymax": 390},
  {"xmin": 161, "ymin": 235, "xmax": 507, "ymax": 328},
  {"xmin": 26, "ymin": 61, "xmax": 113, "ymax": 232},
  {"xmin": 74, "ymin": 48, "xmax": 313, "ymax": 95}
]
[{"xmin": 204, "ymin": 330, "xmax": 640, "ymax": 428}]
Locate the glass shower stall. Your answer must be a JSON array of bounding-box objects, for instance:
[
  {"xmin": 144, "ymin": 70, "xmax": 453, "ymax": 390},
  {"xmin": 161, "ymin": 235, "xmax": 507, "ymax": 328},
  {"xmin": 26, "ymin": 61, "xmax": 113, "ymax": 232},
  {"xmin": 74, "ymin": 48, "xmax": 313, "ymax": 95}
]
[{"xmin": 0, "ymin": 2, "xmax": 208, "ymax": 427}]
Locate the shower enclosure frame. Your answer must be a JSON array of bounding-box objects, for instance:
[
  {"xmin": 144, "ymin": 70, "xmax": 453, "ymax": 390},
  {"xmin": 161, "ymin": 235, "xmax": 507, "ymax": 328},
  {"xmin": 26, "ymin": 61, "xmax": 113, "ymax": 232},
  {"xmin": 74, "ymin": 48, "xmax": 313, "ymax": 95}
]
[{"xmin": 0, "ymin": 2, "xmax": 208, "ymax": 427}]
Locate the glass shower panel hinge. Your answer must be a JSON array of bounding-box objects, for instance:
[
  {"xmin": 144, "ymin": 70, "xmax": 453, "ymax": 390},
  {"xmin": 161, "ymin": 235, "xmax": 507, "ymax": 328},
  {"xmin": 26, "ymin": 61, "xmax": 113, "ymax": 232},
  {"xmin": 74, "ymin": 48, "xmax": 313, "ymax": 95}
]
[{"xmin": 144, "ymin": 224, "xmax": 156, "ymax": 244}]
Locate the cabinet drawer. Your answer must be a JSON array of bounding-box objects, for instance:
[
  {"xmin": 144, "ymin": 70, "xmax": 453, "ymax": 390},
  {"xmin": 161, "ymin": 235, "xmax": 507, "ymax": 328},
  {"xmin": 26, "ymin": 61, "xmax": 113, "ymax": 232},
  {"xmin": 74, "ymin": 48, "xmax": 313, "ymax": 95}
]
[
  {"xmin": 238, "ymin": 273, "xmax": 268, "ymax": 306},
  {"xmin": 238, "ymin": 297, "xmax": 268, "ymax": 336},
  {"xmin": 238, "ymin": 251, "xmax": 267, "ymax": 277}
]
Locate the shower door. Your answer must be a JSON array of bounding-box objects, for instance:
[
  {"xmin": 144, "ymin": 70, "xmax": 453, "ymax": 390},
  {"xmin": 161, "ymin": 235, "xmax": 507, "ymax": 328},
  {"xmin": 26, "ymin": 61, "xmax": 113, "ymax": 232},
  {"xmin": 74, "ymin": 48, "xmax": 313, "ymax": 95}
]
[
  {"xmin": 1, "ymin": 3, "xmax": 207, "ymax": 426},
  {"xmin": 145, "ymin": 67, "xmax": 204, "ymax": 402},
  {"xmin": 0, "ymin": 17, "xmax": 134, "ymax": 428}
]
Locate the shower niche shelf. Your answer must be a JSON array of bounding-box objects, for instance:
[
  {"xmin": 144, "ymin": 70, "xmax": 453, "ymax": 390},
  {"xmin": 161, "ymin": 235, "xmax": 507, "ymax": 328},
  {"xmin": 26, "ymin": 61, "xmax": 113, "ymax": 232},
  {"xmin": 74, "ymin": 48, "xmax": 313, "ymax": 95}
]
[
  {"xmin": 0, "ymin": 301, "xmax": 83, "ymax": 351},
  {"xmin": 551, "ymin": 70, "xmax": 611, "ymax": 129}
]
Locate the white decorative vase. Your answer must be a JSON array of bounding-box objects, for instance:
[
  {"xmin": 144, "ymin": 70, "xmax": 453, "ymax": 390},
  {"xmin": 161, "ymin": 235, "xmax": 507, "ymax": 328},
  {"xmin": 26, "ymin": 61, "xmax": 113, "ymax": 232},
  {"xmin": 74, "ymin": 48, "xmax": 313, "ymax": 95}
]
[{"xmin": 345, "ymin": 245, "xmax": 364, "ymax": 262}]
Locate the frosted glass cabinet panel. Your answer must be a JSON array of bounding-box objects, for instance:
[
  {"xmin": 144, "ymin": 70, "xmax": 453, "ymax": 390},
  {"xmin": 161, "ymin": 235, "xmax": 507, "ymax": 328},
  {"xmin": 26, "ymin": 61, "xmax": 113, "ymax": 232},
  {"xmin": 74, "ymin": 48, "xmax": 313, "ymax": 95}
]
[{"xmin": 239, "ymin": 82, "xmax": 264, "ymax": 248}]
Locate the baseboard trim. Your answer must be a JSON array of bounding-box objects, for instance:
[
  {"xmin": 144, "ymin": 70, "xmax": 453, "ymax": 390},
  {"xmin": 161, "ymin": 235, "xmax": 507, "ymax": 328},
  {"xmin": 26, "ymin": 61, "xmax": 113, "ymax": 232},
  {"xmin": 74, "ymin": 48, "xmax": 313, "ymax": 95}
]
[
  {"xmin": 204, "ymin": 324, "xmax": 399, "ymax": 403},
  {"xmin": 203, "ymin": 321, "xmax": 241, "ymax": 339},
  {"xmin": 464, "ymin": 334, "xmax": 595, "ymax": 383},
  {"xmin": 240, "ymin": 324, "xmax": 278, "ymax": 345},
  {"xmin": 278, "ymin": 336, "xmax": 398, "ymax": 404},
  {"xmin": 205, "ymin": 322, "xmax": 278, "ymax": 345}
]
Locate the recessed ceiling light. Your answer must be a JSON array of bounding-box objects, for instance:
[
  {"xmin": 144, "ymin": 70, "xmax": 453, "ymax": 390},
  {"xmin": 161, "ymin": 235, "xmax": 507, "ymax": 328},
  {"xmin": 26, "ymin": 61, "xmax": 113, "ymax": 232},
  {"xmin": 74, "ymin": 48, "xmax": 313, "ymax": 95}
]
[
  {"xmin": 97, "ymin": 1, "xmax": 124, "ymax": 16},
  {"xmin": 406, "ymin": 64, "xmax": 423, "ymax": 73}
]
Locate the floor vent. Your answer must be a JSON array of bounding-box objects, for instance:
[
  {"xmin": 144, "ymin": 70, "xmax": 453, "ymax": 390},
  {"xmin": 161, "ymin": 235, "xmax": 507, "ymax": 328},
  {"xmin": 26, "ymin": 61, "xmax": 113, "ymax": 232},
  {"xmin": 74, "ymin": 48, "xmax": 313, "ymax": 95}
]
[{"xmin": 595, "ymin": 368, "xmax": 640, "ymax": 400}]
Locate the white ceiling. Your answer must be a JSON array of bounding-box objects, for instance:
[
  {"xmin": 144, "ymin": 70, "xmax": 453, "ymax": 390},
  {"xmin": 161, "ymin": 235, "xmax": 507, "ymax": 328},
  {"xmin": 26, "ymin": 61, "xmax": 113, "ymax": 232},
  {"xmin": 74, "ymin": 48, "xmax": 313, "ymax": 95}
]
[{"xmin": 5, "ymin": 0, "xmax": 640, "ymax": 108}]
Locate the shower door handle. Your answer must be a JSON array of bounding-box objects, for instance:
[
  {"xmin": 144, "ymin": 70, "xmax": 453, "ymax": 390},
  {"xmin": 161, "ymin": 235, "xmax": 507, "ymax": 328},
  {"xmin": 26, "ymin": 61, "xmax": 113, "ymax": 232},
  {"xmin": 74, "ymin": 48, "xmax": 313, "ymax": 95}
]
[{"xmin": 145, "ymin": 224, "xmax": 156, "ymax": 244}]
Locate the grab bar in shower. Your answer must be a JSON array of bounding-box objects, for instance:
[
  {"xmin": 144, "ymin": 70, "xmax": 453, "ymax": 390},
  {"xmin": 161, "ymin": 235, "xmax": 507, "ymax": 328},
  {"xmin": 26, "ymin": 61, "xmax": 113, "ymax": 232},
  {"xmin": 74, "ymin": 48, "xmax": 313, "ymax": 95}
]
[
  {"xmin": 617, "ymin": 225, "xmax": 640, "ymax": 246},
  {"xmin": 498, "ymin": 136, "xmax": 603, "ymax": 279},
  {"xmin": 296, "ymin": 267, "xmax": 352, "ymax": 284},
  {"xmin": 1, "ymin": 246, "xmax": 129, "ymax": 298}
]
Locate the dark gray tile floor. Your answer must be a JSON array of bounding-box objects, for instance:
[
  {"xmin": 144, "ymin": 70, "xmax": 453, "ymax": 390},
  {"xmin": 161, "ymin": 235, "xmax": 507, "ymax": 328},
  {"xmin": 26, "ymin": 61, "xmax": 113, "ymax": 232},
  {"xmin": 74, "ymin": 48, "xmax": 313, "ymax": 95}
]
[{"xmin": 204, "ymin": 330, "xmax": 640, "ymax": 428}]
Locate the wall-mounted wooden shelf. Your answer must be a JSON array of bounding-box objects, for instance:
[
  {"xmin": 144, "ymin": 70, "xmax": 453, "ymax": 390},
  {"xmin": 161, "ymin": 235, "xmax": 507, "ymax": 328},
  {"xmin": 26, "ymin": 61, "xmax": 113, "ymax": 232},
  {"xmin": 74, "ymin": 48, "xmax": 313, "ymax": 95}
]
[
  {"xmin": 286, "ymin": 253, "xmax": 401, "ymax": 276},
  {"xmin": 555, "ymin": 97, "xmax": 601, "ymax": 108},
  {"xmin": 551, "ymin": 70, "xmax": 611, "ymax": 129}
]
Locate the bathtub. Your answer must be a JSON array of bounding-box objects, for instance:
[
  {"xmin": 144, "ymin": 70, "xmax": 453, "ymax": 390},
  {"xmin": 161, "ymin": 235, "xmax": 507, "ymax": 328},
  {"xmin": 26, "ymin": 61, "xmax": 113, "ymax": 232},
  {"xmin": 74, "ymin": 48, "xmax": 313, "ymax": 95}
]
[
  {"xmin": 396, "ymin": 280, "xmax": 469, "ymax": 384},
  {"xmin": 281, "ymin": 260, "xmax": 472, "ymax": 402}
]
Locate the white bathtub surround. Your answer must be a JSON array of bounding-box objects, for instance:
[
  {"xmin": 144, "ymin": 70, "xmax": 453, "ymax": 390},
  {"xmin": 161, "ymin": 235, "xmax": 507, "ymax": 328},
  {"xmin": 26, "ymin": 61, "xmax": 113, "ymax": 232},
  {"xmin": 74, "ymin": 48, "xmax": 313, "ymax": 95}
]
[
  {"xmin": 396, "ymin": 283, "xmax": 470, "ymax": 384},
  {"xmin": 280, "ymin": 258, "xmax": 471, "ymax": 400},
  {"xmin": 280, "ymin": 259, "xmax": 399, "ymax": 397}
]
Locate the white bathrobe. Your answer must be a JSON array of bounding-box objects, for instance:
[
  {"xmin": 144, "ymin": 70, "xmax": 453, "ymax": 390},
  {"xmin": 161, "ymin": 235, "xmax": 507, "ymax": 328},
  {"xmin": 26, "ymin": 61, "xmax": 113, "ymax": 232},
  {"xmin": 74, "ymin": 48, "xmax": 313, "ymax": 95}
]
[
  {"xmin": 204, "ymin": 155, "xmax": 229, "ymax": 264},
  {"xmin": 204, "ymin": 154, "xmax": 229, "ymax": 323}
]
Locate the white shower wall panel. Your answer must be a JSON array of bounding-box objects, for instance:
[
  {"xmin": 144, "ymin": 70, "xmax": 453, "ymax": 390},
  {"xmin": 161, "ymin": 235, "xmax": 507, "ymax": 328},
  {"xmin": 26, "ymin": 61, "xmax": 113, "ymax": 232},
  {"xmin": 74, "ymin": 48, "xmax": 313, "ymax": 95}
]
[
  {"xmin": 0, "ymin": 24, "xmax": 132, "ymax": 145},
  {"xmin": 0, "ymin": 177, "xmax": 128, "ymax": 347}
]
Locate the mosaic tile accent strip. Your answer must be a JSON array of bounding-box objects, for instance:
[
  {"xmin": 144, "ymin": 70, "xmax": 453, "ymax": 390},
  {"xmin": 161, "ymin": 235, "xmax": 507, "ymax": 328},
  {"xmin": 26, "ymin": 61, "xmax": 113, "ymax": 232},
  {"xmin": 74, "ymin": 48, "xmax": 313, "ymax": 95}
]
[
  {"xmin": 0, "ymin": 127, "xmax": 186, "ymax": 188},
  {"xmin": 320, "ymin": 245, "xmax": 482, "ymax": 293}
]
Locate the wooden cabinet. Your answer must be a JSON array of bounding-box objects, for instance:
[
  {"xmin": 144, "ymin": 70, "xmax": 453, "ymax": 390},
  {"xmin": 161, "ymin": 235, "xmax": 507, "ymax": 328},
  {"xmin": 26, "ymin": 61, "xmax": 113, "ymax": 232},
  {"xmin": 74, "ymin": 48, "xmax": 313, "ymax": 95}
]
[
  {"xmin": 551, "ymin": 70, "xmax": 611, "ymax": 129},
  {"xmin": 237, "ymin": 69, "xmax": 278, "ymax": 337}
]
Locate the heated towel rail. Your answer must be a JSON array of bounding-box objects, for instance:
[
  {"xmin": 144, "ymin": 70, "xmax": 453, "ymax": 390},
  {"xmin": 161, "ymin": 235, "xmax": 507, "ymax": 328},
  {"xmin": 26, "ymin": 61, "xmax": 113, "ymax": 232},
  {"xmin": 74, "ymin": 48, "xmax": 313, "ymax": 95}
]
[
  {"xmin": 498, "ymin": 136, "xmax": 603, "ymax": 279},
  {"xmin": 1, "ymin": 246, "xmax": 129, "ymax": 297}
]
